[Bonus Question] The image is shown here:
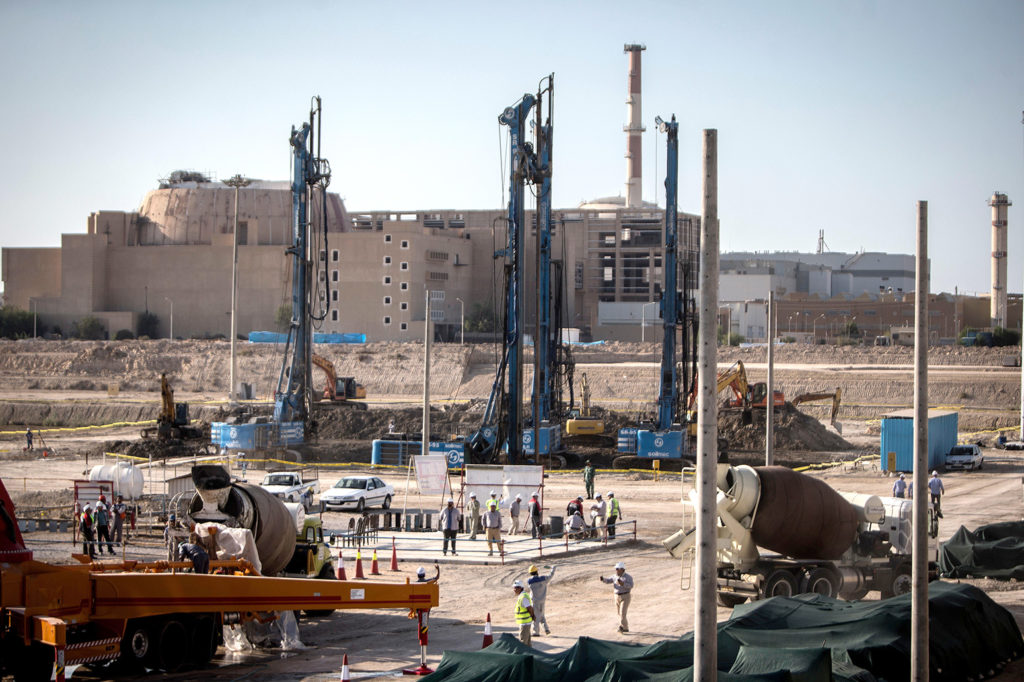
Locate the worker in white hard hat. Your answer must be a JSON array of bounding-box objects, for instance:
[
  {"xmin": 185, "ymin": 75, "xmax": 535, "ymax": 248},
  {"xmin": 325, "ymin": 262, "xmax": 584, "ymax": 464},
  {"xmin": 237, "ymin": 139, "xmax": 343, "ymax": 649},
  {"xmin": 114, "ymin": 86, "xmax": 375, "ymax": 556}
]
[
  {"xmin": 508, "ymin": 493, "xmax": 523, "ymax": 535},
  {"xmin": 482, "ymin": 499, "xmax": 502, "ymax": 556},
  {"xmin": 527, "ymin": 564, "xmax": 556, "ymax": 636},
  {"xmin": 439, "ymin": 498, "xmax": 461, "ymax": 556},
  {"xmin": 566, "ymin": 510, "xmax": 587, "ymax": 540},
  {"xmin": 512, "ymin": 580, "xmax": 535, "ymax": 645},
  {"xmin": 79, "ymin": 503, "xmax": 96, "ymax": 558},
  {"xmin": 892, "ymin": 473, "xmax": 908, "ymax": 498},
  {"xmin": 607, "ymin": 491, "xmax": 623, "ymax": 539},
  {"xmin": 488, "ymin": 490, "xmax": 501, "ymax": 510},
  {"xmin": 590, "ymin": 493, "xmax": 608, "ymax": 541},
  {"xmin": 928, "ymin": 470, "xmax": 945, "ymax": 518},
  {"xmin": 467, "ymin": 492, "xmax": 482, "ymax": 541},
  {"xmin": 599, "ymin": 561, "xmax": 634, "ymax": 633},
  {"xmin": 416, "ymin": 563, "xmax": 440, "ymax": 583}
]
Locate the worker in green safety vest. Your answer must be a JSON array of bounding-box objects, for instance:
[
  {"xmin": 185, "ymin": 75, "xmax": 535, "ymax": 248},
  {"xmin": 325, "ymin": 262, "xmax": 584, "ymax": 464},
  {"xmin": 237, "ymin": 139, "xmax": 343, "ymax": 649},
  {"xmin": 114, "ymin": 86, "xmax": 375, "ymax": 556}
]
[
  {"xmin": 607, "ymin": 491, "xmax": 623, "ymax": 539},
  {"xmin": 512, "ymin": 580, "xmax": 536, "ymax": 646}
]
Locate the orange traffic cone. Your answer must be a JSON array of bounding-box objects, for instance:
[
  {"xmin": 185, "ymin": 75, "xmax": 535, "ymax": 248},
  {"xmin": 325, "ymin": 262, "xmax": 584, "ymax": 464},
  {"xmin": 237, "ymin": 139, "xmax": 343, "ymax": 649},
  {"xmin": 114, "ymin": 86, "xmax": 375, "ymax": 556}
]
[
  {"xmin": 340, "ymin": 653, "xmax": 350, "ymax": 681},
  {"xmin": 355, "ymin": 549, "xmax": 365, "ymax": 579},
  {"xmin": 336, "ymin": 550, "xmax": 347, "ymax": 580},
  {"xmin": 481, "ymin": 612, "xmax": 494, "ymax": 648},
  {"xmin": 370, "ymin": 549, "xmax": 381, "ymax": 575},
  {"xmin": 390, "ymin": 536, "xmax": 399, "ymax": 571}
]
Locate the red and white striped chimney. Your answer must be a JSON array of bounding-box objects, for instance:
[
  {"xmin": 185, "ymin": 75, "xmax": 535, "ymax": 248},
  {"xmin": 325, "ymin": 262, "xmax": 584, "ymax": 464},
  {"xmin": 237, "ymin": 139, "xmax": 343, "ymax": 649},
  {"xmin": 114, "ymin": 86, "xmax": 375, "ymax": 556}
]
[{"xmin": 624, "ymin": 44, "xmax": 646, "ymax": 208}]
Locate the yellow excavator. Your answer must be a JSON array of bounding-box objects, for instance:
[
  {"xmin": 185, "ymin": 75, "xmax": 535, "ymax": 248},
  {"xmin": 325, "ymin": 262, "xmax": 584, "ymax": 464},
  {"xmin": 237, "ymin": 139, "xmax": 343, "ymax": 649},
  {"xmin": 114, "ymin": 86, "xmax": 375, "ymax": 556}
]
[
  {"xmin": 141, "ymin": 373, "xmax": 203, "ymax": 439},
  {"xmin": 311, "ymin": 353, "xmax": 367, "ymax": 409},
  {"xmin": 791, "ymin": 387, "xmax": 842, "ymax": 432},
  {"xmin": 565, "ymin": 373, "xmax": 605, "ymax": 435}
]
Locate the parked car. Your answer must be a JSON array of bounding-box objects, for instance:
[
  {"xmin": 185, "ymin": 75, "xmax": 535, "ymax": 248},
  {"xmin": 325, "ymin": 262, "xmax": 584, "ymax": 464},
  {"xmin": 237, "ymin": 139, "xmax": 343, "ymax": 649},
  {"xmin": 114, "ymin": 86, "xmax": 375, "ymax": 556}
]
[
  {"xmin": 321, "ymin": 475, "xmax": 394, "ymax": 512},
  {"xmin": 945, "ymin": 444, "xmax": 983, "ymax": 471}
]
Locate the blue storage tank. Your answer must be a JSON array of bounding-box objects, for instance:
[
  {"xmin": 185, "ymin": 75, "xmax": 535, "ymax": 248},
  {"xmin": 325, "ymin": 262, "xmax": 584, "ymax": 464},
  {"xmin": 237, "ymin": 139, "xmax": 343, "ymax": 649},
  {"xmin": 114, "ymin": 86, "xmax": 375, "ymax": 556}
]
[{"xmin": 880, "ymin": 409, "xmax": 958, "ymax": 472}]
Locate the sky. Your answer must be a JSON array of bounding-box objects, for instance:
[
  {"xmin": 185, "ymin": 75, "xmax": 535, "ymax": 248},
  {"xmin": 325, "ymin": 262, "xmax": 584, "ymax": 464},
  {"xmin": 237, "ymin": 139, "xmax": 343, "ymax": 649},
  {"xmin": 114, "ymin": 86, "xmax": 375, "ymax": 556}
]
[{"xmin": 0, "ymin": 0, "xmax": 1021, "ymax": 296}]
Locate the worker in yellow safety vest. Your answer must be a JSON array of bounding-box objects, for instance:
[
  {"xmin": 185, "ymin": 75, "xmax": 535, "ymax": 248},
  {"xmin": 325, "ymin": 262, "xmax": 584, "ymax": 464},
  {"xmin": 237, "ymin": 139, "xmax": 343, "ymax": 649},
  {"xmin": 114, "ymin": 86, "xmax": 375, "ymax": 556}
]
[
  {"xmin": 607, "ymin": 491, "xmax": 623, "ymax": 539},
  {"xmin": 512, "ymin": 580, "xmax": 536, "ymax": 646}
]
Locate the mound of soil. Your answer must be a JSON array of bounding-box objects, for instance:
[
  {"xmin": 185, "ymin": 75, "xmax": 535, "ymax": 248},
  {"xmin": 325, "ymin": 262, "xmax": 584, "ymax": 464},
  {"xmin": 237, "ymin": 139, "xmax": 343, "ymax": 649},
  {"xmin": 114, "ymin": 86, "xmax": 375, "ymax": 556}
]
[{"xmin": 720, "ymin": 402, "xmax": 854, "ymax": 452}]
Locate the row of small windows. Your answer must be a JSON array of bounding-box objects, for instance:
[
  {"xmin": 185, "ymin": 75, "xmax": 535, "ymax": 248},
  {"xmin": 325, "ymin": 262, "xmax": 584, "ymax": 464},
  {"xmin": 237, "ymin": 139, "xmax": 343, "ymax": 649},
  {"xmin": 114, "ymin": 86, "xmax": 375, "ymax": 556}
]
[
  {"xmin": 383, "ymin": 235, "xmax": 410, "ymax": 249},
  {"xmin": 319, "ymin": 249, "xmax": 340, "ymax": 262},
  {"xmin": 382, "ymin": 277, "xmax": 411, "ymax": 290},
  {"xmin": 428, "ymin": 271, "xmax": 448, "ymax": 281},
  {"xmin": 382, "ymin": 257, "xmax": 410, "ymax": 270}
]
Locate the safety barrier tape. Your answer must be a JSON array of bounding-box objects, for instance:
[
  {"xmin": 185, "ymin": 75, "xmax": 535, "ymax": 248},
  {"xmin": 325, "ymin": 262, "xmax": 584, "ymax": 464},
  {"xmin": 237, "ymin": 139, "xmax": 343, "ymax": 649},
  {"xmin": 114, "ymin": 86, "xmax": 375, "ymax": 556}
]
[{"xmin": 0, "ymin": 419, "xmax": 157, "ymax": 436}]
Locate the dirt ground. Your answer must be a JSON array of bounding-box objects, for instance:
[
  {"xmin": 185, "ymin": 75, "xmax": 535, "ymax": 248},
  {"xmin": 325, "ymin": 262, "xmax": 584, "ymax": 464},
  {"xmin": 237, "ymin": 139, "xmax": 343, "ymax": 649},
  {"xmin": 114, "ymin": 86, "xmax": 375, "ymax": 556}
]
[{"xmin": 2, "ymin": 340, "xmax": 1024, "ymax": 680}]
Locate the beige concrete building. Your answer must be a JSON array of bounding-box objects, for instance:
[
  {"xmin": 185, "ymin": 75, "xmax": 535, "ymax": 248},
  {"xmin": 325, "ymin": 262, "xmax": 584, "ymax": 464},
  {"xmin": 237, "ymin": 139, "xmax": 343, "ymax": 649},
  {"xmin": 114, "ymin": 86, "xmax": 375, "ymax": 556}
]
[{"xmin": 2, "ymin": 178, "xmax": 701, "ymax": 342}]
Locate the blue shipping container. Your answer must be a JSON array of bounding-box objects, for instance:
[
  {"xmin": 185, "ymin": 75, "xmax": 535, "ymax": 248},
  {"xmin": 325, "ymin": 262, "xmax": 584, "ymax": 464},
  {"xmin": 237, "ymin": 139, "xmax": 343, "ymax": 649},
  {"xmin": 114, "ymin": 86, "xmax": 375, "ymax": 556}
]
[
  {"xmin": 879, "ymin": 409, "xmax": 958, "ymax": 472},
  {"xmin": 371, "ymin": 439, "xmax": 465, "ymax": 469}
]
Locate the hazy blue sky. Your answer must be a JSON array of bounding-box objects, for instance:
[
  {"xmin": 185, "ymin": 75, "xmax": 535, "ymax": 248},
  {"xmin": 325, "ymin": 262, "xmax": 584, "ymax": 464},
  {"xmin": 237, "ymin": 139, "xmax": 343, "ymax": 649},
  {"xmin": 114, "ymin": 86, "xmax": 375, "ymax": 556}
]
[{"xmin": 1, "ymin": 0, "xmax": 1021, "ymax": 296}]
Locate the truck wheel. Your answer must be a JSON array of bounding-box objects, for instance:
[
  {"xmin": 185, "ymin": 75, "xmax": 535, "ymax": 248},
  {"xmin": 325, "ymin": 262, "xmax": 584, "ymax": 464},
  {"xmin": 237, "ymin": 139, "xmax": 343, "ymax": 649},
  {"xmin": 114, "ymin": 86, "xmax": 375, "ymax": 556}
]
[
  {"xmin": 12, "ymin": 643, "xmax": 54, "ymax": 682},
  {"xmin": 881, "ymin": 565, "xmax": 912, "ymax": 599},
  {"xmin": 305, "ymin": 565, "xmax": 338, "ymax": 617},
  {"xmin": 801, "ymin": 567, "xmax": 841, "ymax": 598},
  {"xmin": 382, "ymin": 494, "xmax": 392, "ymax": 509},
  {"xmin": 189, "ymin": 615, "xmax": 218, "ymax": 666},
  {"xmin": 762, "ymin": 569, "xmax": 798, "ymax": 598},
  {"xmin": 716, "ymin": 592, "xmax": 748, "ymax": 608},
  {"xmin": 121, "ymin": 620, "xmax": 158, "ymax": 670},
  {"xmin": 156, "ymin": 619, "xmax": 188, "ymax": 672}
]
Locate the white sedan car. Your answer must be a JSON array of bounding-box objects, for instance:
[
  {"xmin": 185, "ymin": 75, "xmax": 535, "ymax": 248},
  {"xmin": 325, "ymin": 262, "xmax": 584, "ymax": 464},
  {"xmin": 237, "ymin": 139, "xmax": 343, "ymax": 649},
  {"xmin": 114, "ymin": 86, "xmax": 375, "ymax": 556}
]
[
  {"xmin": 945, "ymin": 444, "xmax": 984, "ymax": 471},
  {"xmin": 321, "ymin": 475, "xmax": 394, "ymax": 512}
]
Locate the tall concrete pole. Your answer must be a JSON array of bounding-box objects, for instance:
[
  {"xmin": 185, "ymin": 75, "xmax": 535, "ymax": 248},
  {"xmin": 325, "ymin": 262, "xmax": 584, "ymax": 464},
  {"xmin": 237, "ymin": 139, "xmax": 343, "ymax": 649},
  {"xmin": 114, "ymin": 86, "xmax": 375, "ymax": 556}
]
[
  {"xmin": 695, "ymin": 128, "xmax": 719, "ymax": 681},
  {"xmin": 225, "ymin": 174, "xmax": 252, "ymax": 400},
  {"xmin": 623, "ymin": 44, "xmax": 646, "ymax": 208},
  {"xmin": 423, "ymin": 289, "xmax": 432, "ymax": 457},
  {"xmin": 766, "ymin": 291, "xmax": 774, "ymax": 466},
  {"xmin": 989, "ymin": 192, "xmax": 1011, "ymax": 328},
  {"xmin": 912, "ymin": 200, "xmax": 929, "ymax": 681}
]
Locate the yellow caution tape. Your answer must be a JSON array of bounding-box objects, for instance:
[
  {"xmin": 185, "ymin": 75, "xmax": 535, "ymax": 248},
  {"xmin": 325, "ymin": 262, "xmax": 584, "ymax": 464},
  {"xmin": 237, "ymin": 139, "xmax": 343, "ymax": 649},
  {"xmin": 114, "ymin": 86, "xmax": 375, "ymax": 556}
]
[{"xmin": 1, "ymin": 419, "xmax": 157, "ymax": 436}]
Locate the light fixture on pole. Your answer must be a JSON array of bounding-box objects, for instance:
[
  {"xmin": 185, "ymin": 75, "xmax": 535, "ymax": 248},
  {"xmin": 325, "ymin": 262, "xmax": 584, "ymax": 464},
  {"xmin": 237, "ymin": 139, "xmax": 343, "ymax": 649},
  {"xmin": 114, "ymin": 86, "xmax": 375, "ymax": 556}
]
[
  {"xmin": 224, "ymin": 174, "xmax": 252, "ymax": 400},
  {"xmin": 813, "ymin": 313, "xmax": 825, "ymax": 342},
  {"xmin": 456, "ymin": 297, "xmax": 464, "ymax": 345},
  {"xmin": 164, "ymin": 297, "xmax": 174, "ymax": 340}
]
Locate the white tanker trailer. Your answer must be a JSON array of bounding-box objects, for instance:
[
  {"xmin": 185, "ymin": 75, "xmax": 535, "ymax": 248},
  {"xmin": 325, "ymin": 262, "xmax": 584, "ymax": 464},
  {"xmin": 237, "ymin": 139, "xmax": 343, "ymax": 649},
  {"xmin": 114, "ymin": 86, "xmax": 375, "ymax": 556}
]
[{"xmin": 664, "ymin": 465, "xmax": 938, "ymax": 607}]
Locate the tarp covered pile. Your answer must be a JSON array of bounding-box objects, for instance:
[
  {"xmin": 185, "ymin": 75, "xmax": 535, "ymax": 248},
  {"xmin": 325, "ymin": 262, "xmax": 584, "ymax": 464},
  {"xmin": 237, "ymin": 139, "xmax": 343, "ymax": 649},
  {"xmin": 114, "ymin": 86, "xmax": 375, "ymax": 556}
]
[
  {"xmin": 939, "ymin": 521, "xmax": 1024, "ymax": 579},
  {"xmin": 424, "ymin": 583, "xmax": 1022, "ymax": 681}
]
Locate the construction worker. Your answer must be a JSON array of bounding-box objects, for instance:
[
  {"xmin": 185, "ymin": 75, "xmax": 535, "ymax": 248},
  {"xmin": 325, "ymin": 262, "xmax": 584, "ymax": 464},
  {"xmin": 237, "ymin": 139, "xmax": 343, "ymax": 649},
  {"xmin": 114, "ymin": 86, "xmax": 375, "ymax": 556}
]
[
  {"xmin": 892, "ymin": 473, "xmax": 908, "ymax": 498},
  {"xmin": 178, "ymin": 532, "xmax": 210, "ymax": 574},
  {"xmin": 599, "ymin": 561, "xmax": 634, "ymax": 633},
  {"xmin": 527, "ymin": 565, "xmax": 555, "ymax": 636},
  {"xmin": 566, "ymin": 510, "xmax": 588, "ymax": 540},
  {"xmin": 439, "ymin": 498, "xmax": 461, "ymax": 556},
  {"xmin": 528, "ymin": 492, "xmax": 543, "ymax": 538},
  {"xmin": 483, "ymin": 499, "xmax": 503, "ymax": 556},
  {"xmin": 590, "ymin": 493, "xmax": 607, "ymax": 540},
  {"xmin": 94, "ymin": 495, "xmax": 115, "ymax": 554},
  {"xmin": 416, "ymin": 563, "xmax": 440, "ymax": 583},
  {"xmin": 583, "ymin": 461, "xmax": 596, "ymax": 499},
  {"xmin": 467, "ymin": 492, "xmax": 482, "ymax": 540},
  {"xmin": 79, "ymin": 504, "xmax": 96, "ymax": 558},
  {"xmin": 112, "ymin": 494, "xmax": 128, "ymax": 545},
  {"xmin": 567, "ymin": 495, "xmax": 584, "ymax": 517},
  {"xmin": 488, "ymin": 490, "xmax": 501, "ymax": 510},
  {"xmin": 929, "ymin": 471, "xmax": 945, "ymax": 518},
  {"xmin": 607, "ymin": 491, "xmax": 622, "ymax": 539},
  {"xmin": 25, "ymin": 427, "xmax": 32, "ymax": 451},
  {"xmin": 508, "ymin": 493, "xmax": 522, "ymax": 534},
  {"xmin": 512, "ymin": 580, "xmax": 535, "ymax": 646}
]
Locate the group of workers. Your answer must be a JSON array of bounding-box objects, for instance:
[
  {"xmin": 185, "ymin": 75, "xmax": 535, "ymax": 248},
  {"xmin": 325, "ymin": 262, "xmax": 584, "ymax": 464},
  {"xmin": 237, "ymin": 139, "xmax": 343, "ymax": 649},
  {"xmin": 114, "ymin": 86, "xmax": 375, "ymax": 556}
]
[
  {"xmin": 566, "ymin": 491, "xmax": 623, "ymax": 541},
  {"xmin": 77, "ymin": 494, "xmax": 130, "ymax": 557},
  {"xmin": 512, "ymin": 560, "xmax": 634, "ymax": 643},
  {"xmin": 891, "ymin": 470, "xmax": 945, "ymax": 516}
]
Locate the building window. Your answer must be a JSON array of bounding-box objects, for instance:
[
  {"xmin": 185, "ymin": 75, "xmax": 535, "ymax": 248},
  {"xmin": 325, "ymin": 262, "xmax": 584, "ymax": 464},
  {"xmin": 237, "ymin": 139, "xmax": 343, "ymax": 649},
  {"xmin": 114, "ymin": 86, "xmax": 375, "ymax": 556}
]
[
  {"xmin": 400, "ymin": 282, "xmax": 408, "ymax": 290},
  {"xmin": 400, "ymin": 322, "xmax": 408, "ymax": 330},
  {"xmin": 384, "ymin": 316, "xmax": 392, "ymax": 325},
  {"xmin": 427, "ymin": 250, "xmax": 449, "ymax": 262},
  {"xmin": 428, "ymin": 271, "xmax": 448, "ymax": 281},
  {"xmin": 319, "ymin": 270, "xmax": 326, "ymax": 282},
  {"xmin": 319, "ymin": 249, "xmax": 326, "ymax": 261},
  {"xmin": 331, "ymin": 249, "xmax": 339, "ymax": 262},
  {"xmin": 384, "ymin": 256, "xmax": 391, "ymax": 265},
  {"xmin": 384, "ymin": 296, "xmax": 392, "ymax": 305},
  {"xmin": 385, "ymin": 234, "xmax": 392, "ymax": 243},
  {"xmin": 401, "ymin": 240, "xmax": 409, "ymax": 249},
  {"xmin": 401, "ymin": 302, "xmax": 408, "ymax": 310},
  {"xmin": 331, "ymin": 270, "xmax": 339, "ymax": 282},
  {"xmin": 331, "ymin": 310, "xmax": 338, "ymax": 321},
  {"xmin": 603, "ymin": 266, "xmax": 613, "ymax": 281},
  {"xmin": 401, "ymin": 262, "xmax": 409, "ymax": 271},
  {"xmin": 384, "ymin": 276, "xmax": 392, "ymax": 285},
  {"xmin": 332, "ymin": 290, "xmax": 338, "ymax": 302}
]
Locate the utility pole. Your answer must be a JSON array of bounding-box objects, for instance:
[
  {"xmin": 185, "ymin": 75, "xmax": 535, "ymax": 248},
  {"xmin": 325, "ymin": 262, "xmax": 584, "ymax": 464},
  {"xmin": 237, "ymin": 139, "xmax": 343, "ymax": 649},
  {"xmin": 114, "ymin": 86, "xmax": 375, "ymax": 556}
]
[
  {"xmin": 456, "ymin": 297, "xmax": 464, "ymax": 345},
  {"xmin": 423, "ymin": 289, "xmax": 431, "ymax": 457},
  {"xmin": 695, "ymin": 128, "xmax": 719, "ymax": 681},
  {"xmin": 225, "ymin": 174, "xmax": 252, "ymax": 401},
  {"xmin": 912, "ymin": 200, "xmax": 929, "ymax": 681},
  {"xmin": 164, "ymin": 297, "xmax": 174, "ymax": 340},
  {"xmin": 766, "ymin": 291, "xmax": 774, "ymax": 466}
]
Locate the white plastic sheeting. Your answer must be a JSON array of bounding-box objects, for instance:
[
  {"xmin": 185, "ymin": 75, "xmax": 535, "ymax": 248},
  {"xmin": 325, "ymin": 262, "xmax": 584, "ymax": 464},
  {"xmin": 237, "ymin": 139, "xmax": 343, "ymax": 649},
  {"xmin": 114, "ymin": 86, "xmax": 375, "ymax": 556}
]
[
  {"xmin": 195, "ymin": 522, "xmax": 262, "ymax": 574},
  {"xmin": 464, "ymin": 465, "xmax": 544, "ymax": 509},
  {"xmin": 88, "ymin": 463, "xmax": 144, "ymax": 499},
  {"xmin": 222, "ymin": 610, "xmax": 305, "ymax": 653}
]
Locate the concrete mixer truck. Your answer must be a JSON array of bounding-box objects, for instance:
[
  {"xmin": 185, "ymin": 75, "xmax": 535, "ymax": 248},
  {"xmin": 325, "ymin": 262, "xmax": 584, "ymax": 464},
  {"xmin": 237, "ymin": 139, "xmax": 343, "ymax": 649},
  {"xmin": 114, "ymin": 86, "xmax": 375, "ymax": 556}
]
[{"xmin": 663, "ymin": 465, "xmax": 938, "ymax": 607}]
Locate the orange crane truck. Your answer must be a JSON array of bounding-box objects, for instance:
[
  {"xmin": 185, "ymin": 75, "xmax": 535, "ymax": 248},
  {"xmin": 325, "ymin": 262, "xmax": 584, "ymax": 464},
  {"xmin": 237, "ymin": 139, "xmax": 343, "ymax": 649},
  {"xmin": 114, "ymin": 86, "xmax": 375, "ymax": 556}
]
[{"xmin": 0, "ymin": 477, "xmax": 437, "ymax": 681}]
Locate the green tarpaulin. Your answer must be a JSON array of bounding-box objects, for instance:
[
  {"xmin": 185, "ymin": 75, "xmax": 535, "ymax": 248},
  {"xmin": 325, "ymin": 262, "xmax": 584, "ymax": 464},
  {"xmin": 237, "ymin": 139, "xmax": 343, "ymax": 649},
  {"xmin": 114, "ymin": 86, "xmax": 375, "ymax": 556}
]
[
  {"xmin": 939, "ymin": 521, "xmax": 1024, "ymax": 579},
  {"xmin": 424, "ymin": 582, "xmax": 1021, "ymax": 682}
]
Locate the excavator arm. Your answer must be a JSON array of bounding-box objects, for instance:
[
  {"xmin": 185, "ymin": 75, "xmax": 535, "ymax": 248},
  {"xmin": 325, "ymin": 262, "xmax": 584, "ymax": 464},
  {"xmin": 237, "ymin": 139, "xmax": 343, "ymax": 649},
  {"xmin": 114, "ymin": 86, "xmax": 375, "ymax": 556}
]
[
  {"xmin": 792, "ymin": 388, "xmax": 842, "ymax": 427},
  {"xmin": 311, "ymin": 353, "xmax": 337, "ymax": 400}
]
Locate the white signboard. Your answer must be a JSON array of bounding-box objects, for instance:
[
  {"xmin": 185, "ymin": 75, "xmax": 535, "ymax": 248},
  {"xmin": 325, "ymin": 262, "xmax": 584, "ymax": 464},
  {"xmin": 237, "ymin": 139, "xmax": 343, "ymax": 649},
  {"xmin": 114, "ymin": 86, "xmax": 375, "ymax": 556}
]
[
  {"xmin": 464, "ymin": 464, "xmax": 544, "ymax": 509},
  {"xmin": 414, "ymin": 455, "xmax": 451, "ymax": 496}
]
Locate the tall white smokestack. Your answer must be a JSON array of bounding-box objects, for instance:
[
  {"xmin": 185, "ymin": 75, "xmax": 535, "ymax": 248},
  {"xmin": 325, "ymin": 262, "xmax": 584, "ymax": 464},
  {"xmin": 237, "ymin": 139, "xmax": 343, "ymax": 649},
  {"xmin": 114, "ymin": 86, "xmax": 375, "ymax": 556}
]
[
  {"xmin": 624, "ymin": 44, "xmax": 646, "ymax": 208},
  {"xmin": 990, "ymin": 192, "xmax": 1012, "ymax": 328}
]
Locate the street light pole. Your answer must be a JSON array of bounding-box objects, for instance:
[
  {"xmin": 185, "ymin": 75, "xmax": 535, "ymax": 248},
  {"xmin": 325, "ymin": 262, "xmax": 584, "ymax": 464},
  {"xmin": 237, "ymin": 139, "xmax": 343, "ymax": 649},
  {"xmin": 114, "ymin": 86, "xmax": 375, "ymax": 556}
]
[
  {"xmin": 225, "ymin": 174, "xmax": 252, "ymax": 400},
  {"xmin": 164, "ymin": 297, "xmax": 174, "ymax": 340},
  {"xmin": 30, "ymin": 299, "xmax": 36, "ymax": 339},
  {"xmin": 456, "ymin": 297, "xmax": 464, "ymax": 345},
  {"xmin": 813, "ymin": 313, "xmax": 825, "ymax": 343}
]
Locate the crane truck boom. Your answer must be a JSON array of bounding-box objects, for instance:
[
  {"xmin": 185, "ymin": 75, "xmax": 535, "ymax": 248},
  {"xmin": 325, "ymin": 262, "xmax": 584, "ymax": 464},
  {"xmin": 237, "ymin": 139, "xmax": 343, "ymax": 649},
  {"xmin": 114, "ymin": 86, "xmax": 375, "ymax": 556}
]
[{"xmin": 663, "ymin": 464, "xmax": 938, "ymax": 607}]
